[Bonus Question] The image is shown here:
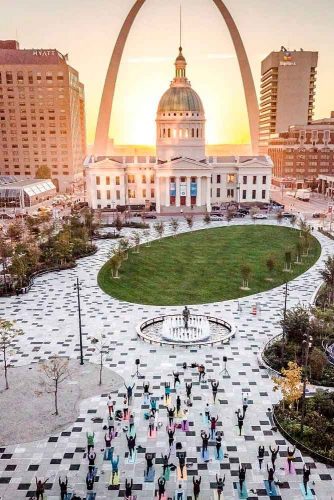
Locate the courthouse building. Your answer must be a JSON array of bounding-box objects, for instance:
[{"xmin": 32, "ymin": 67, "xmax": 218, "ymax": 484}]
[{"xmin": 86, "ymin": 48, "xmax": 272, "ymax": 212}]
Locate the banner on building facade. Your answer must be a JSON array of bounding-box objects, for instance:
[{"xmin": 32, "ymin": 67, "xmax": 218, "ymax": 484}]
[
  {"xmin": 170, "ymin": 182, "xmax": 176, "ymax": 196},
  {"xmin": 191, "ymin": 181, "xmax": 197, "ymax": 196},
  {"xmin": 180, "ymin": 182, "xmax": 187, "ymax": 197}
]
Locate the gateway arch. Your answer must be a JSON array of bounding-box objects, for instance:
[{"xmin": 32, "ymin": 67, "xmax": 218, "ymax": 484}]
[{"xmin": 94, "ymin": 0, "xmax": 259, "ymax": 155}]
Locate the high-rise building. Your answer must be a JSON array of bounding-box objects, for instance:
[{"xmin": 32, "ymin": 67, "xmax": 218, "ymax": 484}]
[
  {"xmin": 259, "ymin": 47, "xmax": 318, "ymax": 153},
  {"xmin": 0, "ymin": 40, "xmax": 86, "ymax": 192}
]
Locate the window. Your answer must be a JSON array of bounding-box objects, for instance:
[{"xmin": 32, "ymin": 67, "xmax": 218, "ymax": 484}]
[
  {"xmin": 128, "ymin": 174, "xmax": 135, "ymax": 183},
  {"xmin": 216, "ymin": 188, "xmax": 220, "ymax": 197},
  {"xmin": 106, "ymin": 176, "xmax": 110, "ymax": 185},
  {"xmin": 96, "ymin": 176, "xmax": 100, "ymax": 185},
  {"xmin": 96, "ymin": 190, "xmax": 101, "ymax": 200},
  {"xmin": 151, "ymin": 188, "xmax": 155, "ymax": 198},
  {"xmin": 115, "ymin": 176, "xmax": 120, "ymax": 186},
  {"xmin": 252, "ymin": 189, "xmax": 256, "ymax": 199},
  {"xmin": 106, "ymin": 190, "xmax": 111, "ymax": 200},
  {"xmin": 150, "ymin": 174, "xmax": 155, "ymax": 184},
  {"xmin": 242, "ymin": 189, "xmax": 247, "ymax": 200},
  {"xmin": 253, "ymin": 176, "xmax": 257, "ymax": 184},
  {"xmin": 262, "ymin": 175, "xmax": 267, "ymax": 184},
  {"xmin": 116, "ymin": 190, "xmax": 120, "ymax": 200},
  {"xmin": 142, "ymin": 175, "xmax": 146, "ymax": 184},
  {"xmin": 6, "ymin": 72, "xmax": 13, "ymax": 84},
  {"xmin": 227, "ymin": 189, "xmax": 234, "ymax": 197},
  {"xmin": 217, "ymin": 174, "xmax": 221, "ymax": 183},
  {"xmin": 168, "ymin": 129, "xmax": 171, "ymax": 138},
  {"xmin": 243, "ymin": 176, "xmax": 247, "ymax": 184},
  {"xmin": 142, "ymin": 189, "xmax": 146, "ymax": 198},
  {"xmin": 128, "ymin": 189, "xmax": 136, "ymax": 199},
  {"xmin": 227, "ymin": 173, "xmax": 236, "ymax": 183},
  {"xmin": 262, "ymin": 190, "xmax": 266, "ymax": 199}
]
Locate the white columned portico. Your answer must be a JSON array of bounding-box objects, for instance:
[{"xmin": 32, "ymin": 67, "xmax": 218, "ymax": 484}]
[
  {"xmin": 165, "ymin": 177, "xmax": 170, "ymax": 207},
  {"xmin": 156, "ymin": 177, "xmax": 161, "ymax": 213},
  {"xmin": 206, "ymin": 175, "xmax": 211, "ymax": 212},
  {"xmin": 175, "ymin": 176, "xmax": 180, "ymax": 207},
  {"xmin": 196, "ymin": 176, "xmax": 202, "ymax": 207},
  {"xmin": 186, "ymin": 176, "xmax": 191, "ymax": 207}
]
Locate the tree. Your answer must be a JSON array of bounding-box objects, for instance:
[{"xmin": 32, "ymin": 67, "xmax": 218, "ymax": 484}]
[
  {"xmin": 6, "ymin": 221, "xmax": 23, "ymax": 243},
  {"xmin": 284, "ymin": 251, "xmax": 292, "ymax": 272},
  {"xmin": 154, "ymin": 221, "xmax": 165, "ymax": 240},
  {"xmin": 226, "ymin": 207, "xmax": 235, "ymax": 223},
  {"xmin": 290, "ymin": 214, "xmax": 297, "ymax": 228},
  {"xmin": 295, "ymin": 241, "xmax": 303, "ymax": 264},
  {"xmin": 240, "ymin": 264, "xmax": 251, "ymax": 289},
  {"xmin": 186, "ymin": 216, "xmax": 193, "ymax": 229},
  {"xmin": 0, "ymin": 236, "xmax": 13, "ymax": 292},
  {"xmin": 109, "ymin": 254, "xmax": 123, "ymax": 278},
  {"xmin": 38, "ymin": 356, "xmax": 70, "ymax": 415},
  {"xmin": 0, "ymin": 319, "xmax": 23, "ymax": 389},
  {"xmin": 143, "ymin": 229, "xmax": 151, "ymax": 247},
  {"xmin": 35, "ymin": 165, "xmax": 51, "ymax": 179},
  {"xmin": 319, "ymin": 255, "xmax": 334, "ymax": 305},
  {"xmin": 114, "ymin": 214, "xmax": 123, "ymax": 234},
  {"xmin": 280, "ymin": 305, "xmax": 311, "ymax": 343},
  {"xmin": 273, "ymin": 361, "xmax": 303, "ymax": 409},
  {"xmin": 276, "ymin": 211, "xmax": 283, "ymax": 225},
  {"xmin": 10, "ymin": 253, "xmax": 29, "ymax": 288},
  {"xmin": 309, "ymin": 347, "xmax": 327, "ymax": 381},
  {"xmin": 170, "ymin": 218, "xmax": 179, "ymax": 236},
  {"xmin": 119, "ymin": 238, "xmax": 130, "ymax": 259},
  {"xmin": 131, "ymin": 232, "xmax": 141, "ymax": 253},
  {"xmin": 203, "ymin": 213, "xmax": 211, "ymax": 225},
  {"xmin": 266, "ymin": 256, "xmax": 276, "ymax": 280},
  {"xmin": 90, "ymin": 334, "xmax": 109, "ymax": 385}
]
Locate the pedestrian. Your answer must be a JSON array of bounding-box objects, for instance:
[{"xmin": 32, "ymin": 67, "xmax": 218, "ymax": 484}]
[
  {"xmin": 185, "ymin": 382, "xmax": 192, "ymax": 398},
  {"xmin": 209, "ymin": 415, "xmax": 218, "ymax": 440},
  {"xmin": 178, "ymin": 451, "xmax": 186, "ymax": 479},
  {"xmin": 150, "ymin": 397, "xmax": 157, "ymax": 415},
  {"xmin": 161, "ymin": 452, "xmax": 171, "ymax": 476},
  {"xmin": 267, "ymin": 464, "xmax": 274, "ymax": 494},
  {"xmin": 149, "ymin": 414, "xmax": 155, "ymax": 436},
  {"xmin": 167, "ymin": 406, "xmax": 175, "ymax": 426},
  {"xmin": 108, "ymin": 413, "xmax": 115, "ymax": 433},
  {"xmin": 107, "ymin": 395, "xmax": 114, "ymax": 416},
  {"xmin": 303, "ymin": 464, "xmax": 311, "ymax": 494},
  {"xmin": 126, "ymin": 434, "xmax": 136, "ymax": 458},
  {"xmin": 145, "ymin": 452, "xmax": 154, "ymax": 477},
  {"xmin": 157, "ymin": 476, "xmax": 166, "ymax": 500},
  {"xmin": 287, "ymin": 446, "xmax": 296, "ymax": 473},
  {"xmin": 173, "ymin": 371, "xmax": 181, "ymax": 388},
  {"xmin": 216, "ymin": 474, "xmax": 225, "ymax": 499},
  {"xmin": 123, "ymin": 396, "xmax": 129, "ymax": 419},
  {"xmin": 176, "ymin": 484, "xmax": 184, "ymax": 500},
  {"xmin": 211, "ymin": 380, "xmax": 219, "ymax": 403},
  {"xmin": 168, "ymin": 427, "xmax": 175, "ymax": 448},
  {"xmin": 111, "ymin": 454, "xmax": 119, "ymax": 480},
  {"xmin": 104, "ymin": 432, "xmax": 112, "ymax": 459},
  {"xmin": 164, "ymin": 382, "xmax": 171, "ymax": 402},
  {"xmin": 193, "ymin": 476, "xmax": 202, "ymax": 499},
  {"xmin": 35, "ymin": 478, "xmax": 48, "ymax": 500},
  {"xmin": 201, "ymin": 430, "xmax": 209, "ymax": 457},
  {"xmin": 198, "ymin": 364, "xmax": 205, "ymax": 382},
  {"xmin": 238, "ymin": 464, "xmax": 246, "ymax": 493},
  {"xmin": 236, "ymin": 409, "xmax": 244, "ymax": 436},
  {"xmin": 88, "ymin": 449, "xmax": 96, "ymax": 472},
  {"xmin": 86, "ymin": 431, "xmax": 95, "ymax": 453},
  {"xmin": 182, "ymin": 408, "xmax": 188, "ymax": 430},
  {"xmin": 143, "ymin": 380, "xmax": 150, "ymax": 402},
  {"xmin": 204, "ymin": 403, "xmax": 211, "ymax": 422},
  {"xmin": 215, "ymin": 431, "xmax": 222, "ymax": 459},
  {"xmin": 242, "ymin": 396, "xmax": 248, "ymax": 416},
  {"xmin": 176, "ymin": 395, "xmax": 181, "ymax": 414},
  {"xmin": 59, "ymin": 476, "xmax": 68, "ymax": 500},
  {"xmin": 125, "ymin": 478, "xmax": 133, "ymax": 499},
  {"xmin": 124, "ymin": 383, "xmax": 135, "ymax": 404},
  {"xmin": 129, "ymin": 413, "xmax": 135, "ymax": 432},
  {"xmin": 258, "ymin": 445, "xmax": 265, "ymax": 470},
  {"xmin": 269, "ymin": 445, "xmax": 279, "ymax": 471}
]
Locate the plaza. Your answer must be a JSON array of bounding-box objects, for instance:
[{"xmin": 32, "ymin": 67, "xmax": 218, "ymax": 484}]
[{"xmin": 0, "ymin": 217, "xmax": 333, "ymax": 499}]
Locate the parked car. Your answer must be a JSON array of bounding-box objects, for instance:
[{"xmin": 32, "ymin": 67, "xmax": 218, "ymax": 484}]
[
  {"xmin": 253, "ymin": 213, "xmax": 268, "ymax": 220},
  {"xmin": 270, "ymin": 200, "xmax": 285, "ymax": 209},
  {"xmin": 312, "ymin": 212, "xmax": 326, "ymax": 219},
  {"xmin": 281, "ymin": 212, "xmax": 294, "ymax": 218},
  {"xmin": 237, "ymin": 208, "xmax": 249, "ymax": 215},
  {"xmin": 210, "ymin": 214, "xmax": 224, "ymax": 221},
  {"xmin": 142, "ymin": 212, "xmax": 157, "ymax": 219},
  {"xmin": 233, "ymin": 212, "xmax": 246, "ymax": 218},
  {"xmin": 0, "ymin": 213, "xmax": 14, "ymax": 220}
]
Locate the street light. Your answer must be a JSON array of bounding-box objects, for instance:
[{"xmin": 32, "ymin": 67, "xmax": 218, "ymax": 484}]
[
  {"xmin": 300, "ymin": 332, "xmax": 313, "ymax": 435},
  {"xmin": 74, "ymin": 277, "xmax": 84, "ymax": 365}
]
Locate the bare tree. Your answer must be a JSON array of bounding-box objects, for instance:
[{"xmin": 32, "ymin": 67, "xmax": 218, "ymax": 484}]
[
  {"xmin": 154, "ymin": 221, "xmax": 165, "ymax": 241},
  {"xmin": 143, "ymin": 229, "xmax": 151, "ymax": 247},
  {"xmin": 240, "ymin": 264, "xmax": 251, "ymax": 289},
  {"xmin": 90, "ymin": 334, "xmax": 109, "ymax": 385},
  {"xmin": 0, "ymin": 319, "xmax": 23, "ymax": 389},
  {"xmin": 186, "ymin": 216, "xmax": 194, "ymax": 229},
  {"xmin": 203, "ymin": 213, "xmax": 211, "ymax": 225},
  {"xmin": 131, "ymin": 232, "xmax": 141, "ymax": 253},
  {"xmin": 39, "ymin": 356, "xmax": 71, "ymax": 416},
  {"xmin": 170, "ymin": 218, "xmax": 179, "ymax": 236}
]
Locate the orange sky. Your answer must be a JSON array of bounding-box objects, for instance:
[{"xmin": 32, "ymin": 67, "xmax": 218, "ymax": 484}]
[{"xmin": 1, "ymin": 0, "xmax": 334, "ymax": 146}]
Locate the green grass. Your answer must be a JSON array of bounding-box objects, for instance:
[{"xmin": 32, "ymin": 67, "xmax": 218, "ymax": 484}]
[{"xmin": 98, "ymin": 225, "xmax": 321, "ymax": 306}]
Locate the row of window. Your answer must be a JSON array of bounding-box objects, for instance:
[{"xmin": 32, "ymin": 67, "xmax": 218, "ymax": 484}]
[
  {"xmin": 95, "ymin": 174, "xmax": 155, "ymax": 186},
  {"xmin": 0, "ymin": 71, "xmax": 64, "ymax": 85},
  {"xmin": 96, "ymin": 189, "xmax": 155, "ymax": 200},
  {"xmin": 215, "ymin": 189, "xmax": 266, "ymax": 200},
  {"xmin": 159, "ymin": 127, "xmax": 203, "ymax": 139}
]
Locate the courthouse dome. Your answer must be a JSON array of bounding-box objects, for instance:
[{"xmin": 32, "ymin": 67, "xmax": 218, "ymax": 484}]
[{"xmin": 157, "ymin": 47, "xmax": 204, "ymax": 114}]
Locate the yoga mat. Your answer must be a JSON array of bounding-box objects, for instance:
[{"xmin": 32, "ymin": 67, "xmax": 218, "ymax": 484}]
[
  {"xmin": 264, "ymin": 480, "xmax": 278, "ymax": 497},
  {"xmin": 109, "ymin": 471, "xmax": 120, "ymax": 486},
  {"xmin": 299, "ymin": 484, "xmax": 314, "ymax": 499},
  {"xmin": 86, "ymin": 493, "xmax": 96, "ymax": 500},
  {"xmin": 213, "ymin": 492, "xmax": 225, "ymax": 500},
  {"xmin": 236, "ymin": 482, "xmax": 248, "ymax": 499},
  {"xmin": 148, "ymin": 428, "xmax": 157, "ymax": 438},
  {"xmin": 127, "ymin": 450, "xmax": 137, "ymax": 464},
  {"xmin": 216, "ymin": 447, "xmax": 224, "ymax": 461},
  {"xmin": 155, "ymin": 495, "xmax": 167, "ymax": 500},
  {"xmin": 284, "ymin": 460, "xmax": 296, "ymax": 475},
  {"xmin": 201, "ymin": 449, "xmax": 209, "ymax": 461},
  {"xmin": 202, "ymin": 413, "xmax": 209, "ymax": 425},
  {"xmin": 123, "ymin": 413, "xmax": 129, "ymax": 421},
  {"xmin": 144, "ymin": 467, "xmax": 155, "ymax": 482},
  {"xmin": 163, "ymin": 466, "xmax": 171, "ymax": 481},
  {"xmin": 104, "ymin": 447, "xmax": 113, "ymax": 460},
  {"xmin": 181, "ymin": 420, "xmax": 189, "ymax": 431},
  {"xmin": 176, "ymin": 410, "xmax": 183, "ymax": 418},
  {"xmin": 128, "ymin": 426, "xmax": 136, "ymax": 438},
  {"xmin": 177, "ymin": 465, "xmax": 187, "ymax": 480}
]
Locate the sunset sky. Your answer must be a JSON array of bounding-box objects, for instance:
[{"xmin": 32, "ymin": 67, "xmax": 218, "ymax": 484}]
[{"xmin": 1, "ymin": 0, "xmax": 333, "ymax": 146}]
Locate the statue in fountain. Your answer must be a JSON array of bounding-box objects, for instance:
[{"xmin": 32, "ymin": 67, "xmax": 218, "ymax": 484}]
[{"xmin": 182, "ymin": 306, "xmax": 190, "ymax": 329}]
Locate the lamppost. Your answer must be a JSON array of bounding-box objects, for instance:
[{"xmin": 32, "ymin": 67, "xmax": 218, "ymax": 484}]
[
  {"xmin": 74, "ymin": 277, "xmax": 84, "ymax": 365},
  {"xmin": 280, "ymin": 281, "xmax": 289, "ymax": 363},
  {"xmin": 300, "ymin": 332, "xmax": 313, "ymax": 435}
]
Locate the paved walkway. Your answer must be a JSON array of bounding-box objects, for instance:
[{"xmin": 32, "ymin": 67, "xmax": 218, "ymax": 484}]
[{"xmin": 0, "ymin": 220, "xmax": 333, "ymax": 500}]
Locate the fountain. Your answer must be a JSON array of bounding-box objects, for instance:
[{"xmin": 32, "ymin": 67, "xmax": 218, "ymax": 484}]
[{"xmin": 161, "ymin": 315, "xmax": 211, "ymax": 343}]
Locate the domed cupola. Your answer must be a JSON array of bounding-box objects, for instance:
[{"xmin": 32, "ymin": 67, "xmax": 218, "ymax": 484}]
[{"xmin": 156, "ymin": 47, "xmax": 206, "ymax": 162}]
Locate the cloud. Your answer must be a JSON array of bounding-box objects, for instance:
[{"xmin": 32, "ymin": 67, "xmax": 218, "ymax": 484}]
[{"xmin": 207, "ymin": 53, "xmax": 236, "ymax": 60}]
